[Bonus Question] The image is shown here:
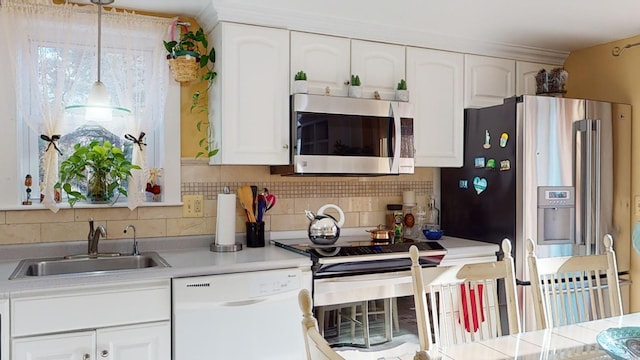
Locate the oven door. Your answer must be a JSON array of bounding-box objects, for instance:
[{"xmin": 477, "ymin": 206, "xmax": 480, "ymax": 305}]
[{"xmin": 313, "ymin": 270, "xmax": 415, "ymax": 307}]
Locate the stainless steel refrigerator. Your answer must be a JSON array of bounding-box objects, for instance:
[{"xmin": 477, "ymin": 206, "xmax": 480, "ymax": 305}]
[{"xmin": 440, "ymin": 95, "xmax": 630, "ymax": 330}]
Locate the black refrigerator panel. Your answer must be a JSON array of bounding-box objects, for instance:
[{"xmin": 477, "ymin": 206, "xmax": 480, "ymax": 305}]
[{"xmin": 441, "ymin": 101, "xmax": 517, "ymax": 247}]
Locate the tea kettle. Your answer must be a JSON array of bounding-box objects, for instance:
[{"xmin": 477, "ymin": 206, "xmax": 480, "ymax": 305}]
[{"xmin": 304, "ymin": 204, "xmax": 345, "ymax": 245}]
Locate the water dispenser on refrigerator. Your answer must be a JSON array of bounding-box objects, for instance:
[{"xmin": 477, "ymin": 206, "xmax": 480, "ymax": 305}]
[{"xmin": 536, "ymin": 186, "xmax": 575, "ymax": 245}]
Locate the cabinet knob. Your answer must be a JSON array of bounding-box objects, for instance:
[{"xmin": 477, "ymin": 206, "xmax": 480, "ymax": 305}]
[
  {"xmin": 83, "ymin": 354, "xmax": 91, "ymax": 360},
  {"xmin": 101, "ymin": 350, "xmax": 109, "ymax": 357},
  {"xmin": 283, "ymin": 144, "xmax": 289, "ymax": 150}
]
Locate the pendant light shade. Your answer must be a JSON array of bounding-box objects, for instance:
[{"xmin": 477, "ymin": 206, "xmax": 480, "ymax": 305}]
[{"xmin": 65, "ymin": 0, "xmax": 130, "ymax": 121}]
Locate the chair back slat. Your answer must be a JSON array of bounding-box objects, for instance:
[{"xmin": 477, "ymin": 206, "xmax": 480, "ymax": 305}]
[
  {"xmin": 298, "ymin": 289, "xmax": 346, "ymax": 360},
  {"xmin": 526, "ymin": 234, "xmax": 623, "ymax": 330},
  {"xmin": 410, "ymin": 239, "xmax": 521, "ymax": 354}
]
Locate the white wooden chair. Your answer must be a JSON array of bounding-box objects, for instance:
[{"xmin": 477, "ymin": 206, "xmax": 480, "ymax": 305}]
[
  {"xmin": 409, "ymin": 238, "xmax": 520, "ymax": 355},
  {"xmin": 299, "ymin": 289, "xmax": 346, "ymax": 360},
  {"xmin": 526, "ymin": 234, "xmax": 622, "ymax": 330}
]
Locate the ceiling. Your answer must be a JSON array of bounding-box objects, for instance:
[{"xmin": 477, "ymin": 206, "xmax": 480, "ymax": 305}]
[{"xmin": 109, "ymin": 0, "xmax": 640, "ymax": 61}]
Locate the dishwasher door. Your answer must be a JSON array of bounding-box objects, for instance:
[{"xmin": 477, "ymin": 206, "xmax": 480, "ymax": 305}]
[{"xmin": 172, "ymin": 268, "xmax": 309, "ymax": 360}]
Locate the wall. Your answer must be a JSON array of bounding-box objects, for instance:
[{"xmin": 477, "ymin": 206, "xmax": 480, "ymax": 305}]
[{"xmin": 563, "ymin": 35, "xmax": 640, "ymax": 312}]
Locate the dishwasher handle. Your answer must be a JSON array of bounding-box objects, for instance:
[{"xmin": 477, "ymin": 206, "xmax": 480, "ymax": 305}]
[{"xmin": 222, "ymin": 299, "xmax": 267, "ymax": 307}]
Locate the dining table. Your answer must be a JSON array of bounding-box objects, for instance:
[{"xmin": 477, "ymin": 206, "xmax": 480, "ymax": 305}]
[
  {"xmin": 337, "ymin": 312, "xmax": 640, "ymax": 360},
  {"xmin": 432, "ymin": 312, "xmax": 640, "ymax": 359}
]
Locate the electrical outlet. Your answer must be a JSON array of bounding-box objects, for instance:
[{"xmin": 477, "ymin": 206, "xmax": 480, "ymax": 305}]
[{"xmin": 183, "ymin": 195, "xmax": 204, "ymax": 218}]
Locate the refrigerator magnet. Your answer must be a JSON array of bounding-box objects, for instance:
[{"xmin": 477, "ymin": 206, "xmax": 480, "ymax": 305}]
[
  {"xmin": 459, "ymin": 180, "xmax": 468, "ymax": 189},
  {"xmin": 500, "ymin": 132, "xmax": 509, "ymax": 148},
  {"xmin": 473, "ymin": 176, "xmax": 487, "ymax": 194},
  {"xmin": 500, "ymin": 159, "xmax": 511, "ymax": 171},
  {"xmin": 486, "ymin": 158, "xmax": 496, "ymax": 169},
  {"xmin": 474, "ymin": 157, "xmax": 485, "ymax": 168},
  {"xmin": 483, "ymin": 130, "xmax": 491, "ymax": 149}
]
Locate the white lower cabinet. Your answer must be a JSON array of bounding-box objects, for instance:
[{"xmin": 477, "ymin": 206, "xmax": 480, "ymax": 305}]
[
  {"xmin": 12, "ymin": 322, "xmax": 169, "ymax": 360},
  {"xmin": 10, "ymin": 280, "xmax": 170, "ymax": 360}
]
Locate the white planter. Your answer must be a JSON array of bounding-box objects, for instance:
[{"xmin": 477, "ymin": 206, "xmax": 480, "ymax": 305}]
[
  {"xmin": 349, "ymin": 85, "xmax": 362, "ymax": 98},
  {"xmin": 396, "ymin": 89, "xmax": 409, "ymax": 102},
  {"xmin": 293, "ymin": 80, "xmax": 308, "ymax": 94}
]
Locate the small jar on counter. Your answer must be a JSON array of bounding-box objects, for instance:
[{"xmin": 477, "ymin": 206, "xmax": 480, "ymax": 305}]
[{"xmin": 386, "ymin": 204, "xmax": 403, "ymax": 243}]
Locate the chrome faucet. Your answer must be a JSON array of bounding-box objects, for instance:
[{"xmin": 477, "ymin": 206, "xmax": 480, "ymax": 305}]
[
  {"xmin": 87, "ymin": 218, "xmax": 106, "ymax": 256},
  {"xmin": 124, "ymin": 224, "xmax": 139, "ymax": 256}
]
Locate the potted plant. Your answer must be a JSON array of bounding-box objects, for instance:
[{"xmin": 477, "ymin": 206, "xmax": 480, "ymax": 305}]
[
  {"xmin": 164, "ymin": 25, "xmax": 218, "ymax": 158},
  {"xmin": 396, "ymin": 79, "xmax": 409, "ymax": 101},
  {"xmin": 349, "ymin": 74, "xmax": 362, "ymax": 98},
  {"xmin": 293, "ymin": 70, "xmax": 308, "ymax": 94},
  {"xmin": 55, "ymin": 140, "xmax": 141, "ymax": 207},
  {"xmin": 164, "ymin": 26, "xmax": 216, "ymax": 83}
]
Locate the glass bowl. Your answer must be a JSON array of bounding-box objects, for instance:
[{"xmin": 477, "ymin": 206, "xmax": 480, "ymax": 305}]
[{"xmin": 596, "ymin": 327, "xmax": 640, "ymax": 360}]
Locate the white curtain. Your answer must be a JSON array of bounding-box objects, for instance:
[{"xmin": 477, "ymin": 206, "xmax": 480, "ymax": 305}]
[{"xmin": 0, "ymin": 0, "xmax": 172, "ymax": 211}]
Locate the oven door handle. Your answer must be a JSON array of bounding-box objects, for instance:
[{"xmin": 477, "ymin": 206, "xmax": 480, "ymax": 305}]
[{"xmin": 390, "ymin": 102, "xmax": 401, "ymax": 174}]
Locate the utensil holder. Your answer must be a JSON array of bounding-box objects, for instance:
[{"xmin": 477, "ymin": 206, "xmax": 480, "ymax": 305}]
[{"xmin": 246, "ymin": 221, "xmax": 265, "ymax": 247}]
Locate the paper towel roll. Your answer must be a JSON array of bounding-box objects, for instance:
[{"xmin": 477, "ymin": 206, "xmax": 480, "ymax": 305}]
[
  {"xmin": 215, "ymin": 193, "xmax": 237, "ymax": 245},
  {"xmin": 403, "ymin": 190, "xmax": 416, "ymax": 206}
]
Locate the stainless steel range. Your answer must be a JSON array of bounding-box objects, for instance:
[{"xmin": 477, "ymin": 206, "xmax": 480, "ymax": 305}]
[{"xmin": 272, "ymin": 237, "xmax": 446, "ymax": 347}]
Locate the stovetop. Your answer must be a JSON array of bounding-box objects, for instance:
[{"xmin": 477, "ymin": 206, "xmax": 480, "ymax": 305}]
[{"xmin": 272, "ymin": 237, "xmax": 447, "ymax": 278}]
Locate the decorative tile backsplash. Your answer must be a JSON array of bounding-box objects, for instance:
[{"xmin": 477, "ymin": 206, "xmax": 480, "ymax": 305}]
[{"xmin": 182, "ymin": 180, "xmax": 433, "ymax": 200}]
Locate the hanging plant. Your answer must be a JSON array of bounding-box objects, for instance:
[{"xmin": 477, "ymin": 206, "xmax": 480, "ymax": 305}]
[
  {"xmin": 164, "ymin": 26, "xmax": 216, "ymax": 83},
  {"xmin": 164, "ymin": 24, "xmax": 218, "ymax": 158}
]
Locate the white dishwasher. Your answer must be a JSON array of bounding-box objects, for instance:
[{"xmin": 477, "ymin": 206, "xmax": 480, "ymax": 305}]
[{"xmin": 172, "ymin": 267, "xmax": 311, "ymax": 359}]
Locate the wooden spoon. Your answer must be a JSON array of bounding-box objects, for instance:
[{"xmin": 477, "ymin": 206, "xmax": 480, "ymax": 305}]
[{"xmin": 238, "ymin": 186, "xmax": 257, "ymax": 222}]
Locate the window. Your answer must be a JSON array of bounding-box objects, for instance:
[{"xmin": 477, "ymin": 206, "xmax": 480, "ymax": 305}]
[{"xmin": 0, "ymin": 2, "xmax": 181, "ymax": 210}]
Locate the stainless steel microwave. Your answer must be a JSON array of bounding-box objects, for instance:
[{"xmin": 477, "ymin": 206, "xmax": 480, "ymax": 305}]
[{"xmin": 271, "ymin": 94, "xmax": 414, "ymax": 176}]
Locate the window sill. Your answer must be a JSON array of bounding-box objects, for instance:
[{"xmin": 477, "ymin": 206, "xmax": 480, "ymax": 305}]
[{"xmin": 0, "ymin": 201, "xmax": 183, "ymax": 211}]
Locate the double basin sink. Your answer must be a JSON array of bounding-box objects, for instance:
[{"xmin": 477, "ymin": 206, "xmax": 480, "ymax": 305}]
[{"xmin": 9, "ymin": 252, "xmax": 170, "ymax": 280}]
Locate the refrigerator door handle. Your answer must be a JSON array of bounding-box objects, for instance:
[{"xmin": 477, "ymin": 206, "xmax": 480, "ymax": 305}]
[
  {"xmin": 575, "ymin": 118, "xmax": 601, "ymax": 255},
  {"xmin": 593, "ymin": 119, "xmax": 602, "ymax": 255}
]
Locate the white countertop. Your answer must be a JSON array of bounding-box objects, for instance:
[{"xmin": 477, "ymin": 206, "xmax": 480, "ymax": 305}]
[{"xmin": 0, "ymin": 230, "xmax": 498, "ymax": 294}]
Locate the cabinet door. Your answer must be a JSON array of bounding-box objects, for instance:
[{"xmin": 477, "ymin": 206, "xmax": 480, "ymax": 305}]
[
  {"xmin": 516, "ymin": 61, "xmax": 560, "ymax": 96},
  {"xmin": 213, "ymin": 22, "xmax": 290, "ymax": 165},
  {"xmin": 406, "ymin": 47, "xmax": 464, "ymax": 167},
  {"xmin": 12, "ymin": 331, "xmax": 95, "ymax": 360},
  {"xmin": 97, "ymin": 322, "xmax": 170, "ymax": 360},
  {"xmin": 290, "ymin": 32, "xmax": 350, "ymax": 96},
  {"xmin": 351, "ymin": 40, "xmax": 405, "ymax": 100},
  {"xmin": 464, "ymin": 54, "xmax": 515, "ymax": 108}
]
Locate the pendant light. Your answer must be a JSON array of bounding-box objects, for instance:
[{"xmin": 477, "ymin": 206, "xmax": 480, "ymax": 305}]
[{"xmin": 65, "ymin": 0, "xmax": 130, "ymax": 121}]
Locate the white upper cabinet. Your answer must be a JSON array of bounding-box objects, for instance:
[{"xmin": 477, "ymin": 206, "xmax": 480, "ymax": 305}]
[
  {"xmin": 407, "ymin": 47, "xmax": 464, "ymax": 167},
  {"xmin": 290, "ymin": 33, "xmax": 405, "ymax": 100},
  {"xmin": 516, "ymin": 61, "xmax": 561, "ymax": 96},
  {"xmin": 290, "ymin": 32, "xmax": 350, "ymax": 96},
  {"xmin": 351, "ymin": 40, "xmax": 406, "ymax": 100},
  {"xmin": 212, "ymin": 22, "xmax": 290, "ymax": 165},
  {"xmin": 464, "ymin": 54, "xmax": 516, "ymax": 108}
]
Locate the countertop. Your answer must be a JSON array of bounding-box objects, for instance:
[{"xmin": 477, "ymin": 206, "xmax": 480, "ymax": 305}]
[{"xmin": 0, "ymin": 229, "xmax": 499, "ymax": 295}]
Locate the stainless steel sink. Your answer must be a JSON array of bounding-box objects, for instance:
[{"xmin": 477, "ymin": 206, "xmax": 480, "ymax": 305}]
[{"xmin": 9, "ymin": 252, "xmax": 170, "ymax": 279}]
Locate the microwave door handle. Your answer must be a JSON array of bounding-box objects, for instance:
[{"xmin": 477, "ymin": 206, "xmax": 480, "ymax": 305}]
[{"xmin": 390, "ymin": 102, "xmax": 401, "ymax": 174}]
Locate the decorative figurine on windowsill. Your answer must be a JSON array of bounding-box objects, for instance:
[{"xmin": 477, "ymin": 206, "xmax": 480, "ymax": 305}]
[
  {"xmin": 22, "ymin": 174, "xmax": 32, "ymax": 205},
  {"xmin": 145, "ymin": 168, "xmax": 162, "ymax": 202}
]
